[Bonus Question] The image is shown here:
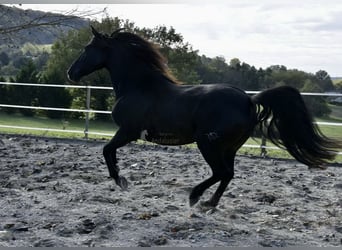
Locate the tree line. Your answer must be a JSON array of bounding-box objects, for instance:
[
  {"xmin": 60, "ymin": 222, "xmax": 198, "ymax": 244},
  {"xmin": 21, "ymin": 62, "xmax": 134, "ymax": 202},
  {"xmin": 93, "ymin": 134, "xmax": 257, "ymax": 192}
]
[{"xmin": 0, "ymin": 17, "xmax": 339, "ymax": 121}]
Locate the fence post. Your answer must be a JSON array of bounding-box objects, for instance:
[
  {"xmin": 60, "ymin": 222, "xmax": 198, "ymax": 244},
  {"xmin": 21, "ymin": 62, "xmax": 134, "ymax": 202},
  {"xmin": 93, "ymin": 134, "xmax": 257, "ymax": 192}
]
[
  {"xmin": 260, "ymin": 135, "xmax": 267, "ymax": 157},
  {"xmin": 84, "ymin": 86, "xmax": 91, "ymax": 139}
]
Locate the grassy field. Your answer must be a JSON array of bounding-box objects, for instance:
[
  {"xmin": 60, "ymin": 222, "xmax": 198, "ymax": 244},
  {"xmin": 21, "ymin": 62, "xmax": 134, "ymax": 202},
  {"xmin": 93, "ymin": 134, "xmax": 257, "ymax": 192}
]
[
  {"xmin": 329, "ymin": 104, "xmax": 342, "ymax": 119},
  {"xmin": 332, "ymin": 78, "xmax": 342, "ymax": 84},
  {"xmin": 0, "ymin": 112, "xmax": 117, "ymax": 139},
  {"xmin": 0, "ymin": 109, "xmax": 341, "ymax": 163}
]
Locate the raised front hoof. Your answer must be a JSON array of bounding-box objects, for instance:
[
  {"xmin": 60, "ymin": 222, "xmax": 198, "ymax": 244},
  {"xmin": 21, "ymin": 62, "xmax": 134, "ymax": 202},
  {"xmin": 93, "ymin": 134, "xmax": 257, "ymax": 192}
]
[{"xmin": 115, "ymin": 176, "xmax": 129, "ymax": 190}]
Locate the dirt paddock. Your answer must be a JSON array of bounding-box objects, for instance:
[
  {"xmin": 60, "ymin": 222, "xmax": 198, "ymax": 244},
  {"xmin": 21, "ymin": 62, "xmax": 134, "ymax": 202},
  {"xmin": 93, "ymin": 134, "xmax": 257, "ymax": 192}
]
[{"xmin": 0, "ymin": 134, "xmax": 341, "ymax": 247}]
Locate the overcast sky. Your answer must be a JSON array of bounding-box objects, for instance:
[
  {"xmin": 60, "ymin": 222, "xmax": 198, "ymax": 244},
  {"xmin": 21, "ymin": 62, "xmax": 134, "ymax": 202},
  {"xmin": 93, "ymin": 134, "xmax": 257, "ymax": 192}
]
[{"xmin": 16, "ymin": 1, "xmax": 342, "ymax": 76}]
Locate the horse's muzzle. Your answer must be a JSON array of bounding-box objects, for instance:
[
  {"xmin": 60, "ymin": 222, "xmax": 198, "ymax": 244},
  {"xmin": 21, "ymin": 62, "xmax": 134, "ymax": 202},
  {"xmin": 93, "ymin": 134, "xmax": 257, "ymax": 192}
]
[{"xmin": 67, "ymin": 68, "xmax": 81, "ymax": 83}]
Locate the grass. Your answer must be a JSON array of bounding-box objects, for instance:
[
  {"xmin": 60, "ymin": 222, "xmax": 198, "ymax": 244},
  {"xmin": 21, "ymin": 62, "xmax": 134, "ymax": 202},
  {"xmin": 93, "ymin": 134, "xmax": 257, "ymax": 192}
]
[
  {"xmin": 0, "ymin": 112, "xmax": 117, "ymax": 140},
  {"xmin": 0, "ymin": 110, "xmax": 341, "ymax": 163},
  {"xmin": 329, "ymin": 104, "xmax": 342, "ymax": 120},
  {"xmin": 332, "ymin": 78, "xmax": 342, "ymax": 84}
]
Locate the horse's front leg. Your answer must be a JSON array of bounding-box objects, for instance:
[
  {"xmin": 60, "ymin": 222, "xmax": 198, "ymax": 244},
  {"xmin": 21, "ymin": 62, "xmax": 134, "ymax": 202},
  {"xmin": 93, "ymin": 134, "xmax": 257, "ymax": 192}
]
[{"xmin": 103, "ymin": 128, "xmax": 136, "ymax": 190}]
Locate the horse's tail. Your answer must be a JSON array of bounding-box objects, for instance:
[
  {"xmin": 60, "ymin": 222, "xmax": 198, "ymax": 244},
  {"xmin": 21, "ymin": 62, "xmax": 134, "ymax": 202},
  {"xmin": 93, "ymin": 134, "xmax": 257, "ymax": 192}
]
[{"xmin": 252, "ymin": 85, "xmax": 341, "ymax": 168}]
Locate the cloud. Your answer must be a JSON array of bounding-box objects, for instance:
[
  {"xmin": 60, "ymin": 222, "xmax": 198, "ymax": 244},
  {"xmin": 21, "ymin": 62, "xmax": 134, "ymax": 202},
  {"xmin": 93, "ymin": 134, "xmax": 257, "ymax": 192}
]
[
  {"xmin": 310, "ymin": 11, "xmax": 342, "ymax": 32},
  {"xmin": 15, "ymin": 3, "xmax": 342, "ymax": 76}
]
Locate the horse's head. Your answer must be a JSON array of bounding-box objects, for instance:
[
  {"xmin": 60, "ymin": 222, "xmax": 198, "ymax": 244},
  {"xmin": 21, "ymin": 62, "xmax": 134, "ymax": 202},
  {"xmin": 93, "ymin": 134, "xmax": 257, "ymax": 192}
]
[
  {"xmin": 67, "ymin": 26, "xmax": 122, "ymax": 82},
  {"xmin": 68, "ymin": 26, "xmax": 179, "ymax": 87}
]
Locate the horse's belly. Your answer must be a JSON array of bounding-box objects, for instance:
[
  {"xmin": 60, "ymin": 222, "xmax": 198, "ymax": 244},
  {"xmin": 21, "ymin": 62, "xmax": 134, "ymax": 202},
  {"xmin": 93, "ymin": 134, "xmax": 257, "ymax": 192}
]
[{"xmin": 139, "ymin": 130, "xmax": 193, "ymax": 145}]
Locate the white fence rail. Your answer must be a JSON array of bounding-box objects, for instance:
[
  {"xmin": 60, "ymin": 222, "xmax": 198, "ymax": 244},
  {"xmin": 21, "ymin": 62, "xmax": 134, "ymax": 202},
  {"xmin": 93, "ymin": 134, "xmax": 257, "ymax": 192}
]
[{"xmin": 0, "ymin": 81, "xmax": 341, "ymax": 155}]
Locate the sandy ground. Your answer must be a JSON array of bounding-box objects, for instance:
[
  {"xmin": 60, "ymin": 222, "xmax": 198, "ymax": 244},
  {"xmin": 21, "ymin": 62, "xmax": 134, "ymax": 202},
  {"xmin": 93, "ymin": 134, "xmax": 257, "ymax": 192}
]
[{"xmin": 0, "ymin": 134, "xmax": 341, "ymax": 247}]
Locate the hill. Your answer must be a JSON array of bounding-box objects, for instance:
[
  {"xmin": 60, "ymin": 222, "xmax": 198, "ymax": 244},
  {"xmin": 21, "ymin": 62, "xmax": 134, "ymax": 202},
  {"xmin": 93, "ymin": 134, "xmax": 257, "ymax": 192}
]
[
  {"xmin": 332, "ymin": 77, "xmax": 342, "ymax": 84},
  {"xmin": 0, "ymin": 5, "xmax": 88, "ymax": 45}
]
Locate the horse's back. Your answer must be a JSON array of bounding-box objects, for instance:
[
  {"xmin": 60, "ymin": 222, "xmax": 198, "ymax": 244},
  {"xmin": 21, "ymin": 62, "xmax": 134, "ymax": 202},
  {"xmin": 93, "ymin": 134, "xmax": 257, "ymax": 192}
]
[
  {"xmin": 187, "ymin": 84, "xmax": 253, "ymax": 119},
  {"xmin": 188, "ymin": 84, "xmax": 256, "ymax": 146}
]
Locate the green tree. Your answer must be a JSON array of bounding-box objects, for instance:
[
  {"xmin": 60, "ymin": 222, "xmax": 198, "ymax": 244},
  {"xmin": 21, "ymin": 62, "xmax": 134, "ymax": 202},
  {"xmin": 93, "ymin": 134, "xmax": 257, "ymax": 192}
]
[
  {"xmin": 335, "ymin": 81, "xmax": 342, "ymax": 92},
  {"xmin": 315, "ymin": 70, "xmax": 335, "ymax": 91},
  {"xmin": 13, "ymin": 59, "xmax": 39, "ymax": 116},
  {"xmin": 0, "ymin": 51, "xmax": 9, "ymax": 66},
  {"xmin": 239, "ymin": 63, "xmax": 259, "ymax": 90},
  {"xmin": 196, "ymin": 56, "xmax": 233, "ymax": 84},
  {"xmin": 269, "ymin": 68, "xmax": 308, "ymax": 89},
  {"xmin": 195, "ymin": 56, "xmax": 262, "ymax": 90},
  {"xmin": 196, "ymin": 55, "xmax": 224, "ymax": 84},
  {"xmin": 141, "ymin": 25, "xmax": 201, "ymax": 84},
  {"xmin": 229, "ymin": 58, "xmax": 241, "ymax": 69},
  {"xmin": 257, "ymin": 67, "xmax": 274, "ymax": 89},
  {"xmin": 301, "ymin": 79, "xmax": 331, "ymax": 117},
  {"xmin": 38, "ymin": 73, "xmax": 72, "ymax": 119},
  {"xmin": 15, "ymin": 59, "xmax": 39, "ymax": 83}
]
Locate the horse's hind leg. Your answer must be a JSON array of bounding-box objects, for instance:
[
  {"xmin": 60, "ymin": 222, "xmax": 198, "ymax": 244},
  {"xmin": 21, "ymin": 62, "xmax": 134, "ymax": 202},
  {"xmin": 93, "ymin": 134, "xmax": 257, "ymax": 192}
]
[
  {"xmin": 203, "ymin": 151, "xmax": 235, "ymax": 207},
  {"xmin": 189, "ymin": 172, "xmax": 221, "ymax": 207},
  {"xmin": 190, "ymin": 141, "xmax": 234, "ymax": 207}
]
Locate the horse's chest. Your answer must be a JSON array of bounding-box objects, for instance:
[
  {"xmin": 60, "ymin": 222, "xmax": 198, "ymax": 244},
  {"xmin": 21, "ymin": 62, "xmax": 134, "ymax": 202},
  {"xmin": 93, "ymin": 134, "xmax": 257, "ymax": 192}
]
[{"xmin": 139, "ymin": 129, "xmax": 187, "ymax": 145}]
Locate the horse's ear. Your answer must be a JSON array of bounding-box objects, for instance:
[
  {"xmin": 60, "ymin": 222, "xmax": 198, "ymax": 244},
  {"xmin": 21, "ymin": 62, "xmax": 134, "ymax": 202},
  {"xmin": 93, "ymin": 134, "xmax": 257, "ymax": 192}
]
[
  {"xmin": 111, "ymin": 28, "xmax": 125, "ymax": 37},
  {"xmin": 91, "ymin": 25, "xmax": 102, "ymax": 38}
]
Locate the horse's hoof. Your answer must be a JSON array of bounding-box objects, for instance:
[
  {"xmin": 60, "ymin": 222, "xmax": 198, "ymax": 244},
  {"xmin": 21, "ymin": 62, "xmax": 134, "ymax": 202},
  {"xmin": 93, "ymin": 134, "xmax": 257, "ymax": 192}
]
[
  {"xmin": 189, "ymin": 196, "xmax": 200, "ymax": 207},
  {"xmin": 116, "ymin": 176, "xmax": 128, "ymax": 190},
  {"xmin": 200, "ymin": 200, "xmax": 217, "ymax": 208}
]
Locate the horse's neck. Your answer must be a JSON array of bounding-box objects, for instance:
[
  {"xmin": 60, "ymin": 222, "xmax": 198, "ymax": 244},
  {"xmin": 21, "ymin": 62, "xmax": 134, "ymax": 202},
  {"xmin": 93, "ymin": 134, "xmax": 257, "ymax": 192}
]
[{"xmin": 110, "ymin": 71, "xmax": 176, "ymax": 98}]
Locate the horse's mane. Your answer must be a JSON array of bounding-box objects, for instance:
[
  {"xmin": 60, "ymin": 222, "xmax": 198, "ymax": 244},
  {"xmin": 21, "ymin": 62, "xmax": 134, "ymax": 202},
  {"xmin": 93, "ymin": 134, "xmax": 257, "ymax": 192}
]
[{"xmin": 112, "ymin": 32, "xmax": 180, "ymax": 85}]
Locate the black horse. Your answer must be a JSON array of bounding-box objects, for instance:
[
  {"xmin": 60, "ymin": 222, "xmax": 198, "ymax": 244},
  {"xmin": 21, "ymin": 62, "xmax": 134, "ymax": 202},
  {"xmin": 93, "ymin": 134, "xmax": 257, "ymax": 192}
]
[{"xmin": 68, "ymin": 27, "xmax": 340, "ymax": 207}]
